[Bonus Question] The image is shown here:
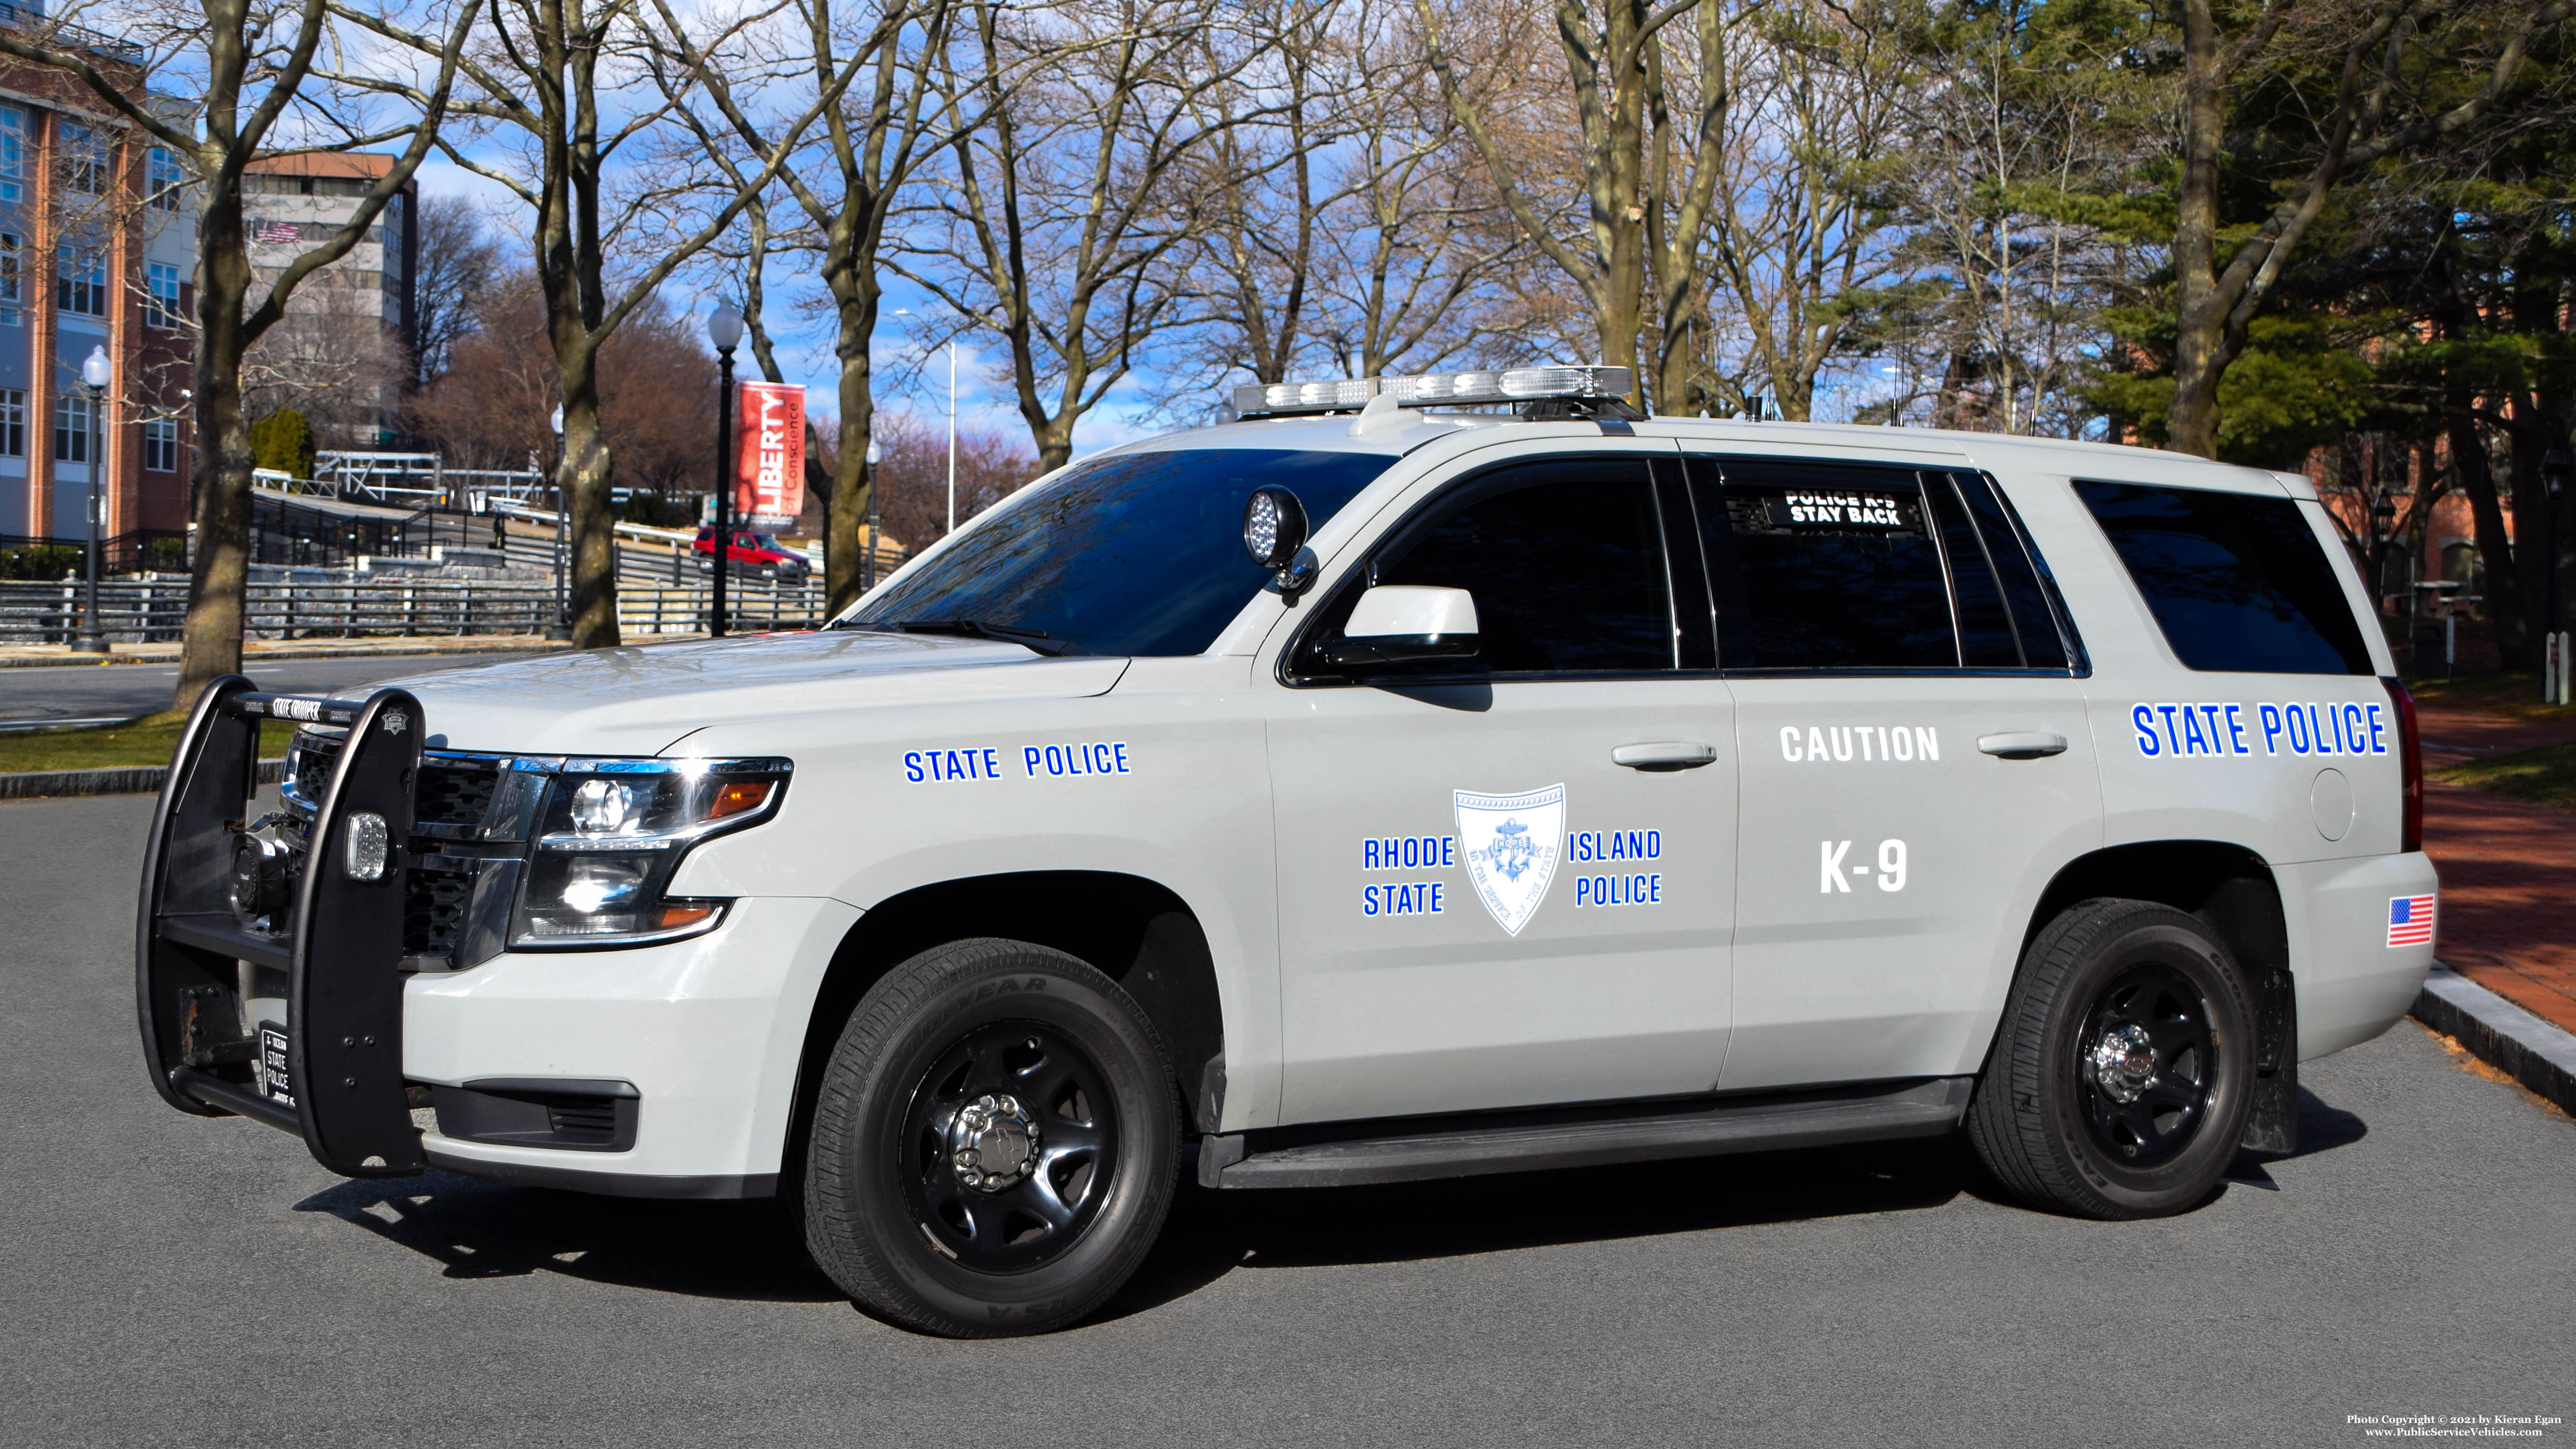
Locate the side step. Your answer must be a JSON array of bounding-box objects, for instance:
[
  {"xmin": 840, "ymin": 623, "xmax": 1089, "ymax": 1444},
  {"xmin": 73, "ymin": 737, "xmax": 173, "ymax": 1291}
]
[{"xmin": 1200, "ymin": 1077, "xmax": 1972, "ymax": 1190}]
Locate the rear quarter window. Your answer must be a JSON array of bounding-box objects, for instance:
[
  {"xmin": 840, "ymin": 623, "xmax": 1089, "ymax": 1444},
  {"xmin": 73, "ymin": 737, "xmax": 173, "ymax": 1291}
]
[{"xmin": 2073, "ymin": 479, "xmax": 2373, "ymax": 675}]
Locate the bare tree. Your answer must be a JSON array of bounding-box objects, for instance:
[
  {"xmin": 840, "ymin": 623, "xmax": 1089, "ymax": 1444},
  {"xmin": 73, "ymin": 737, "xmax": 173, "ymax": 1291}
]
[
  {"xmin": 409, "ymin": 192, "xmax": 501, "ymax": 390},
  {"xmin": 343, "ymin": 0, "xmax": 865, "ymax": 645},
  {"xmin": 408, "ymin": 273, "xmax": 717, "ymax": 489},
  {"xmin": 911, "ymin": 0, "xmax": 1265, "ymax": 472},
  {"xmin": 1415, "ymin": 0, "xmax": 1700, "ymax": 409},
  {"xmin": 0, "ymin": 0, "xmax": 476, "ymax": 708},
  {"xmin": 649, "ymin": 0, "xmax": 957, "ymax": 613},
  {"xmin": 1312, "ymin": 4, "xmax": 1532, "ymax": 379},
  {"xmin": 1675, "ymin": 0, "xmax": 1910, "ymax": 421}
]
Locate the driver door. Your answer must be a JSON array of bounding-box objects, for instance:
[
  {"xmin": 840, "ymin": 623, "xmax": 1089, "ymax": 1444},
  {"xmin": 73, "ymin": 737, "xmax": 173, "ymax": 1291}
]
[{"xmin": 1262, "ymin": 445, "xmax": 1739, "ymax": 1126}]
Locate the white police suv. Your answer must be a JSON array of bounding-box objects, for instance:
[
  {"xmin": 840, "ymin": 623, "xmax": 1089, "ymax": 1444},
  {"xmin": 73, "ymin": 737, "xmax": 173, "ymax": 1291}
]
[{"xmin": 138, "ymin": 366, "xmax": 2436, "ymax": 1336}]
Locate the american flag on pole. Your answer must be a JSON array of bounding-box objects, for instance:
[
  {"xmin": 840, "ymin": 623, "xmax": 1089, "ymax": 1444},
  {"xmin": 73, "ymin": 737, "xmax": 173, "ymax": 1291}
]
[
  {"xmin": 2386, "ymin": 894, "xmax": 2435, "ymax": 947},
  {"xmin": 255, "ymin": 221, "xmax": 302, "ymax": 245}
]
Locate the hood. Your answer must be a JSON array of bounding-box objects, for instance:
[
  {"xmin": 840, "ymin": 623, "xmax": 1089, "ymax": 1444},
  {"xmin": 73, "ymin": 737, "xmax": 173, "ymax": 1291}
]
[{"xmin": 382, "ymin": 630, "xmax": 1130, "ymax": 756}]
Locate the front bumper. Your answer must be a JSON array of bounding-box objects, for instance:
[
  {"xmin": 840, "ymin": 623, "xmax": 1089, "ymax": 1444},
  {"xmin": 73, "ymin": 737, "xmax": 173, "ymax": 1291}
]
[{"xmin": 407, "ymin": 894, "xmax": 859, "ymax": 1194}]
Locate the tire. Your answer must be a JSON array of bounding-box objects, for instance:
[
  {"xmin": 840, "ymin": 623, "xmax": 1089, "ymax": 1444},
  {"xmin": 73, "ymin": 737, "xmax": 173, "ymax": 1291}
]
[
  {"xmin": 802, "ymin": 938, "xmax": 1178, "ymax": 1336},
  {"xmin": 1967, "ymin": 898, "xmax": 2256, "ymax": 1219}
]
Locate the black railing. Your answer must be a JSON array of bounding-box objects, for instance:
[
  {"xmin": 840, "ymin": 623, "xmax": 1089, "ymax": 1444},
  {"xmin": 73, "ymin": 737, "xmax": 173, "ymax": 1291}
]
[{"xmin": 0, "ymin": 529, "xmax": 187, "ymax": 578}]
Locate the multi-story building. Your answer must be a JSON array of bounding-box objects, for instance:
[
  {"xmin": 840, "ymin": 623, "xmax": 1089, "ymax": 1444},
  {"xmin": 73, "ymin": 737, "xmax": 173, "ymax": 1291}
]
[
  {"xmin": 0, "ymin": 7, "xmax": 195, "ymax": 556},
  {"xmin": 242, "ymin": 152, "xmax": 416, "ymax": 448}
]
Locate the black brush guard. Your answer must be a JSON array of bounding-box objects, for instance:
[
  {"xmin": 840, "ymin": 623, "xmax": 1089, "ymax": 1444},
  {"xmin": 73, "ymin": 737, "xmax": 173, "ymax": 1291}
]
[{"xmin": 136, "ymin": 675, "xmax": 427, "ymax": 1178}]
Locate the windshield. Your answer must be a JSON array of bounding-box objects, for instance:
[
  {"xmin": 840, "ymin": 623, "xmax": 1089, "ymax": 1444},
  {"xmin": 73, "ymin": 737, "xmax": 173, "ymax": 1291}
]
[{"xmin": 843, "ymin": 447, "xmax": 1395, "ymax": 656}]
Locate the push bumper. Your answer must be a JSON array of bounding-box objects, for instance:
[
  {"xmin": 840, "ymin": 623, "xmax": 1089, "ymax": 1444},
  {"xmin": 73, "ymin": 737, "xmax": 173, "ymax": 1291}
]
[{"xmin": 136, "ymin": 675, "xmax": 855, "ymax": 1198}]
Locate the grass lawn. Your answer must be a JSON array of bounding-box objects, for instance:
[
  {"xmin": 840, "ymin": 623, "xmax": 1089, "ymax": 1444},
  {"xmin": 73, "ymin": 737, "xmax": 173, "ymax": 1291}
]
[
  {"xmin": 0, "ymin": 715, "xmax": 295, "ymax": 775},
  {"xmin": 2431, "ymin": 740, "xmax": 2576, "ymax": 812},
  {"xmin": 2405, "ymin": 670, "xmax": 2562, "ymax": 721}
]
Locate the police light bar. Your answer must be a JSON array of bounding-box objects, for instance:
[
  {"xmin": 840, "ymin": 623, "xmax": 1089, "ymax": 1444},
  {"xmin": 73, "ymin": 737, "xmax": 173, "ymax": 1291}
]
[{"xmin": 1233, "ymin": 365, "xmax": 1636, "ymax": 419}]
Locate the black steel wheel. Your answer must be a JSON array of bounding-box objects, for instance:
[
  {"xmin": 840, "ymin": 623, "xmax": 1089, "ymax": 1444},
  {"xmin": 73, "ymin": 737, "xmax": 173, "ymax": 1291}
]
[
  {"xmin": 899, "ymin": 1021, "xmax": 1120, "ymax": 1272},
  {"xmin": 802, "ymin": 938, "xmax": 1177, "ymax": 1337},
  {"xmin": 1968, "ymin": 898, "xmax": 2255, "ymax": 1219},
  {"xmin": 2075, "ymin": 964, "xmax": 2214, "ymax": 1167}
]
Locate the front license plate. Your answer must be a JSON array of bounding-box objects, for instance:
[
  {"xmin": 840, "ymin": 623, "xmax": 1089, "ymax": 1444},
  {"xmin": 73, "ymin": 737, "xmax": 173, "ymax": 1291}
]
[{"xmin": 258, "ymin": 1023, "xmax": 295, "ymax": 1109}]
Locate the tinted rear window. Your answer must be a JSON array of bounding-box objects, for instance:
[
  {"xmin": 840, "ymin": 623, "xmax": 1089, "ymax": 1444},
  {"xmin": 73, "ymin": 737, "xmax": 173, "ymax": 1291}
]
[
  {"xmin": 2074, "ymin": 480, "xmax": 2372, "ymax": 675},
  {"xmin": 846, "ymin": 448, "xmax": 1392, "ymax": 656}
]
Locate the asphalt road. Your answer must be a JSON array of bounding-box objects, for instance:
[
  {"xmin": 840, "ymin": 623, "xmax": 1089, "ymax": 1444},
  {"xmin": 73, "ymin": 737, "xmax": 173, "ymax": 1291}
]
[
  {"xmin": 5, "ymin": 792, "xmax": 2569, "ymax": 1448},
  {"xmin": 0, "ymin": 653, "xmax": 557, "ymax": 725}
]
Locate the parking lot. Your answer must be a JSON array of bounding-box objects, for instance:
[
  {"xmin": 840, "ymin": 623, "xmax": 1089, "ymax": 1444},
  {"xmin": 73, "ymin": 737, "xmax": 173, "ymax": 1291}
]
[{"xmin": 5, "ymin": 790, "xmax": 2569, "ymax": 1447}]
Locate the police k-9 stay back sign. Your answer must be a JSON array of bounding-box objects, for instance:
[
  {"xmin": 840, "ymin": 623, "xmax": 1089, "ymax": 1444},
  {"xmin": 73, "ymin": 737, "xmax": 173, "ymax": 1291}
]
[{"xmin": 736, "ymin": 381, "xmax": 806, "ymax": 527}]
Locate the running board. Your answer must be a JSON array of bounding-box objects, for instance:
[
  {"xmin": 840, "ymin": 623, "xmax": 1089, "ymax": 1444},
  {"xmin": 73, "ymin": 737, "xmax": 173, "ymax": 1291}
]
[{"xmin": 1200, "ymin": 1077, "xmax": 1972, "ymax": 1190}]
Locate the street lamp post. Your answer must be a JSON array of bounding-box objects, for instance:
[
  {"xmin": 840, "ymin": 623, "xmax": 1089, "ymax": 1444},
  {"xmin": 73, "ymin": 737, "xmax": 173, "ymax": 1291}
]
[
  {"xmin": 946, "ymin": 340, "xmax": 957, "ymax": 535},
  {"xmin": 70, "ymin": 345, "xmax": 112, "ymax": 654},
  {"xmin": 706, "ymin": 303, "xmax": 744, "ymax": 638},
  {"xmin": 546, "ymin": 404, "xmax": 570, "ymax": 641},
  {"xmin": 2544, "ymin": 445, "xmax": 2573, "ymax": 662},
  {"xmin": 863, "ymin": 438, "xmax": 882, "ymax": 594}
]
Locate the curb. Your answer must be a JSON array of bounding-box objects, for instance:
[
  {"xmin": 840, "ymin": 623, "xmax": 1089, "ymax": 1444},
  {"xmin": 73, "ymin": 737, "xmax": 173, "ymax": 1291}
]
[
  {"xmin": 2412, "ymin": 963, "xmax": 2576, "ymax": 1116},
  {"xmin": 0, "ymin": 639, "xmax": 567, "ymax": 668},
  {"xmin": 0, "ymin": 759, "xmax": 283, "ymax": 801}
]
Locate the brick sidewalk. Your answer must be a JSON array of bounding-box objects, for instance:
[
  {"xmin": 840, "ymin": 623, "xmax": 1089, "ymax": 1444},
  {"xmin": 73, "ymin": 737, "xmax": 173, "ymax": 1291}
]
[{"xmin": 2422, "ymin": 777, "xmax": 2576, "ymax": 1037}]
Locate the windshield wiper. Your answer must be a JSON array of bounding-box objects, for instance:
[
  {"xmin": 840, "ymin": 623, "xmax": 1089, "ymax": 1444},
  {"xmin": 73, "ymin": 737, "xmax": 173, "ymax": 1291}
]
[{"xmin": 853, "ymin": 618, "xmax": 1084, "ymax": 656}]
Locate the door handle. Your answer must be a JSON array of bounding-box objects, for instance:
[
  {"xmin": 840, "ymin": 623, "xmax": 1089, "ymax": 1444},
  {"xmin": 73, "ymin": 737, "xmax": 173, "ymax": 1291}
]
[
  {"xmin": 1977, "ymin": 731, "xmax": 2068, "ymax": 759},
  {"xmin": 1612, "ymin": 741, "xmax": 1718, "ymax": 771}
]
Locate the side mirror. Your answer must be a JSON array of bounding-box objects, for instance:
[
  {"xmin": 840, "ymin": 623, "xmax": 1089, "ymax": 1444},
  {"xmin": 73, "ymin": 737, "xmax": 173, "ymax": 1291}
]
[{"xmin": 1318, "ymin": 585, "xmax": 1479, "ymax": 668}]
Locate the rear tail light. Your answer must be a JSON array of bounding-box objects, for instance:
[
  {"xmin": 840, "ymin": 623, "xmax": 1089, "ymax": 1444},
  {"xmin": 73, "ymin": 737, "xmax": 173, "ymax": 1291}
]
[{"xmin": 2381, "ymin": 676, "xmax": 2422, "ymax": 852}]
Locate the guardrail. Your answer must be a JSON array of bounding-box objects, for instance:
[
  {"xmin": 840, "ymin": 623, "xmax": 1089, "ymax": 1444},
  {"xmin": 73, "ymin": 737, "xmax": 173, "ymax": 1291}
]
[{"xmin": 0, "ymin": 577, "xmax": 829, "ymax": 643}]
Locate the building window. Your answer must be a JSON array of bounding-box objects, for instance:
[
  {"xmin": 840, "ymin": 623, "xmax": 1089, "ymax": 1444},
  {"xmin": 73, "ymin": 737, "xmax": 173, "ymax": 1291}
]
[
  {"xmin": 0, "ymin": 389, "xmax": 24, "ymax": 457},
  {"xmin": 148, "ymin": 147, "xmax": 185, "ymax": 212},
  {"xmin": 60, "ymin": 122, "xmax": 107, "ymax": 195},
  {"xmin": 58, "ymin": 253, "xmax": 107, "ymax": 317},
  {"xmin": 55, "ymin": 393, "xmax": 94, "ymax": 464},
  {"xmin": 147, "ymin": 147, "xmax": 185, "ymax": 211},
  {"xmin": 0, "ymin": 108, "xmax": 22, "ymax": 205},
  {"xmin": 144, "ymin": 416, "xmax": 177, "ymax": 472},
  {"xmin": 147, "ymin": 262, "xmax": 181, "ymax": 328},
  {"xmin": 0, "ymin": 232, "xmax": 20, "ymax": 325}
]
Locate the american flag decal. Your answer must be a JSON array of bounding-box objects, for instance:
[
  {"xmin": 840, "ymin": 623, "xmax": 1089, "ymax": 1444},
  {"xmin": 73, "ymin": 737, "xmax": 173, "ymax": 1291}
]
[{"xmin": 2386, "ymin": 894, "xmax": 2435, "ymax": 947}]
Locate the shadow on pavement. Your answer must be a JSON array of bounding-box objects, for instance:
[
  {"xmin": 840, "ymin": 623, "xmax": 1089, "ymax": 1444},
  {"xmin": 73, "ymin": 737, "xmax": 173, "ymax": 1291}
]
[
  {"xmin": 293, "ymin": 1134, "xmax": 1974, "ymax": 1322},
  {"xmin": 293, "ymin": 1097, "xmax": 2365, "ymax": 1324},
  {"xmin": 294, "ymin": 1171, "xmax": 839, "ymax": 1303},
  {"xmin": 1102, "ymin": 1134, "xmax": 1969, "ymax": 1322}
]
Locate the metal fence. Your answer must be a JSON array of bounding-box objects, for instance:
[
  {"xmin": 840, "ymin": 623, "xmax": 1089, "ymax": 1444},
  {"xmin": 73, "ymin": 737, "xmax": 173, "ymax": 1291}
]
[{"xmin": 0, "ymin": 577, "xmax": 829, "ymax": 644}]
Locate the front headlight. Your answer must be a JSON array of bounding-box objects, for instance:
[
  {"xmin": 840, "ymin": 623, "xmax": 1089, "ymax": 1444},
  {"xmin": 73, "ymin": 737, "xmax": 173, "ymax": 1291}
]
[{"xmin": 510, "ymin": 757, "xmax": 791, "ymax": 948}]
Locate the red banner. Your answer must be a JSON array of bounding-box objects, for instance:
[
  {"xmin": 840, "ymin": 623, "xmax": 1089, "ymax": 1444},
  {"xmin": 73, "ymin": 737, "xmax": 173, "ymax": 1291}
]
[{"xmin": 735, "ymin": 381, "xmax": 806, "ymax": 525}]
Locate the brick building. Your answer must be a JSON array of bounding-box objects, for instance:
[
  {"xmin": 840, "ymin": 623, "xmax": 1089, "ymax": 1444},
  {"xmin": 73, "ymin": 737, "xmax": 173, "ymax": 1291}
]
[
  {"xmin": 241, "ymin": 151, "xmax": 416, "ymax": 447},
  {"xmin": 0, "ymin": 6, "xmax": 196, "ymax": 556}
]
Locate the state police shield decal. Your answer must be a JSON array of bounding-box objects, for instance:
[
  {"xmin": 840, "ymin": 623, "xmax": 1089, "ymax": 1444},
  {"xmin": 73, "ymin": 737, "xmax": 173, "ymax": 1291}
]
[{"xmin": 1455, "ymin": 785, "xmax": 1566, "ymax": 936}]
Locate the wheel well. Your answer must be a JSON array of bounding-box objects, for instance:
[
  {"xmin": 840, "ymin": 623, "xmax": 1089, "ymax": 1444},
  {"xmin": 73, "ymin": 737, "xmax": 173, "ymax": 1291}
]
[
  {"xmin": 782, "ymin": 872, "xmax": 1226, "ymax": 1189},
  {"xmin": 2023, "ymin": 840, "xmax": 2298, "ymax": 1152}
]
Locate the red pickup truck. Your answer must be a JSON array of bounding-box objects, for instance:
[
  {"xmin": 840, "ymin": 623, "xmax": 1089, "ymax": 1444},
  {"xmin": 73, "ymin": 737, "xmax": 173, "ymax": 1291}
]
[{"xmin": 692, "ymin": 526, "xmax": 811, "ymax": 583}]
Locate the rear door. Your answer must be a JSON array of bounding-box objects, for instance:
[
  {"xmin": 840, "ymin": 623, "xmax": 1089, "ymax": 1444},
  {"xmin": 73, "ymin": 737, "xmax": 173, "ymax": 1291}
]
[
  {"xmin": 1263, "ymin": 444, "xmax": 1740, "ymax": 1125},
  {"xmin": 1688, "ymin": 456, "xmax": 2104, "ymax": 1091}
]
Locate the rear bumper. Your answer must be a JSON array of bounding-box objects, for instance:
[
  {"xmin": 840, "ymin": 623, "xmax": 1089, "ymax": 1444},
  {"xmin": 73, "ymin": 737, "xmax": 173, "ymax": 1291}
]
[
  {"xmin": 2277, "ymin": 850, "xmax": 2440, "ymax": 1060},
  {"xmin": 406, "ymin": 894, "xmax": 861, "ymax": 1193}
]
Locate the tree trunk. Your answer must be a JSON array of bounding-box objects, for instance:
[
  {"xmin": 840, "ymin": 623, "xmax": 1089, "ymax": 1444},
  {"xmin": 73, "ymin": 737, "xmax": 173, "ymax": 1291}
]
[
  {"xmin": 174, "ymin": 180, "xmax": 254, "ymax": 711},
  {"xmin": 2167, "ymin": 0, "xmax": 2227, "ymax": 459},
  {"xmin": 824, "ymin": 292, "xmax": 878, "ymax": 616},
  {"xmin": 559, "ymin": 374, "xmax": 618, "ymax": 647}
]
